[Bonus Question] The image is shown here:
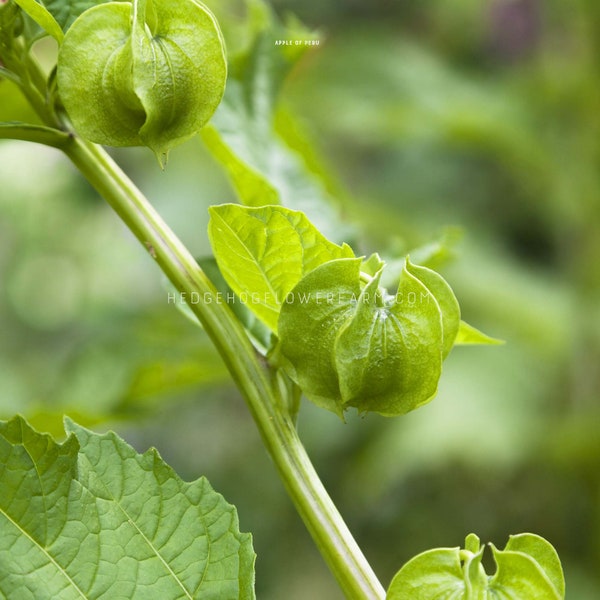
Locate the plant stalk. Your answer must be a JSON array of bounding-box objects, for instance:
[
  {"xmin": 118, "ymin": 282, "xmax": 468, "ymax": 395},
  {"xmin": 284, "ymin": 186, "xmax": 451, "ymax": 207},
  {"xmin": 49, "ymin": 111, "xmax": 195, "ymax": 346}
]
[{"xmin": 62, "ymin": 136, "xmax": 386, "ymax": 600}]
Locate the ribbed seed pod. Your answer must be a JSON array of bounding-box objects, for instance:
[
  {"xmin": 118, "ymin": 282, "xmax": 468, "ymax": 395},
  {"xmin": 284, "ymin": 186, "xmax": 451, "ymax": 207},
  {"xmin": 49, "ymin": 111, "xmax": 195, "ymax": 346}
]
[{"xmin": 57, "ymin": 0, "xmax": 227, "ymax": 161}]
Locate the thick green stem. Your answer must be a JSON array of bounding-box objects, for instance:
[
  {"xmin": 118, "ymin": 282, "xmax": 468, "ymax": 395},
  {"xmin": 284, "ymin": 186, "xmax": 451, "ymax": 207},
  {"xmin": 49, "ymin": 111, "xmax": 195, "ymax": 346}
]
[
  {"xmin": 0, "ymin": 37, "xmax": 384, "ymax": 595},
  {"xmin": 62, "ymin": 136, "xmax": 386, "ymax": 600}
]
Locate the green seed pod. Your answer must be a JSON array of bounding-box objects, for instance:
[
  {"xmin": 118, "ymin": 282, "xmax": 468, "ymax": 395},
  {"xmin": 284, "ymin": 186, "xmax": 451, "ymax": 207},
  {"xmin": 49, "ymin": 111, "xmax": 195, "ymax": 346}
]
[
  {"xmin": 278, "ymin": 258, "xmax": 456, "ymax": 417},
  {"xmin": 57, "ymin": 0, "xmax": 226, "ymax": 160}
]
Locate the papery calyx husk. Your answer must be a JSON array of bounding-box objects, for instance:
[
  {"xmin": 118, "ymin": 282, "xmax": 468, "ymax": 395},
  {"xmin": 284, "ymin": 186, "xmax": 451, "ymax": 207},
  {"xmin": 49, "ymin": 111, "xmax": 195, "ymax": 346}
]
[
  {"xmin": 57, "ymin": 0, "xmax": 227, "ymax": 161},
  {"xmin": 278, "ymin": 257, "xmax": 460, "ymax": 418}
]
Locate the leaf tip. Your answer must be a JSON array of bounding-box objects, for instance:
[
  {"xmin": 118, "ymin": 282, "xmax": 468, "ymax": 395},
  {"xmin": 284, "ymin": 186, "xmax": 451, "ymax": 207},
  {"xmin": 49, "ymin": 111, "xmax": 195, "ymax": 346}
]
[{"xmin": 454, "ymin": 320, "xmax": 504, "ymax": 346}]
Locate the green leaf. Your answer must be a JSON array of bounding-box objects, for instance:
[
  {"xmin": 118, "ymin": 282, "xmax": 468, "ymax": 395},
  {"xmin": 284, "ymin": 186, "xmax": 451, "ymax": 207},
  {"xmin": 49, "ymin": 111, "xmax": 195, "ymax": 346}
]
[
  {"xmin": 0, "ymin": 0, "xmax": 23, "ymax": 45},
  {"xmin": 13, "ymin": 0, "xmax": 64, "ymax": 42},
  {"xmin": 377, "ymin": 228, "xmax": 462, "ymax": 293},
  {"xmin": 200, "ymin": 257, "xmax": 274, "ymax": 353},
  {"xmin": 208, "ymin": 206, "xmax": 478, "ymax": 417},
  {"xmin": 208, "ymin": 204, "xmax": 353, "ymax": 332},
  {"xmin": 202, "ymin": 89, "xmax": 328, "ymax": 211},
  {"xmin": 278, "ymin": 257, "xmax": 448, "ymax": 417},
  {"xmin": 455, "ymin": 320, "xmax": 504, "ymax": 345},
  {"xmin": 386, "ymin": 533, "xmax": 565, "ymax": 600},
  {"xmin": 200, "ymin": 2, "xmax": 315, "ymax": 206},
  {"xmin": 165, "ymin": 257, "xmax": 274, "ymax": 354},
  {"xmin": 57, "ymin": 0, "xmax": 226, "ymax": 159},
  {"xmin": 199, "ymin": 3, "xmax": 346, "ymax": 235},
  {"xmin": 6, "ymin": 0, "xmax": 109, "ymax": 39},
  {"xmin": 407, "ymin": 227, "xmax": 463, "ymax": 272},
  {"xmin": 0, "ymin": 415, "xmax": 256, "ymax": 599},
  {"xmin": 42, "ymin": 0, "xmax": 109, "ymax": 32}
]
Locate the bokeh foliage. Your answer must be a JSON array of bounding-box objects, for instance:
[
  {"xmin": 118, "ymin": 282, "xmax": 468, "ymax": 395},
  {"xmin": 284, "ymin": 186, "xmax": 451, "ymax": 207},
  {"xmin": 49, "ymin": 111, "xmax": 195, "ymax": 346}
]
[{"xmin": 1, "ymin": 0, "xmax": 599, "ymax": 598}]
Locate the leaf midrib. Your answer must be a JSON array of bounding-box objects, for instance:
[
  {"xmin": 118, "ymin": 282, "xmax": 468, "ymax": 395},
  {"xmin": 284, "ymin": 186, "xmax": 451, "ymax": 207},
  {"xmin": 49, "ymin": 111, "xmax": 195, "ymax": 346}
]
[
  {"xmin": 78, "ymin": 454, "xmax": 197, "ymax": 600},
  {"xmin": 0, "ymin": 507, "xmax": 88, "ymax": 599},
  {"xmin": 214, "ymin": 212, "xmax": 280, "ymax": 300}
]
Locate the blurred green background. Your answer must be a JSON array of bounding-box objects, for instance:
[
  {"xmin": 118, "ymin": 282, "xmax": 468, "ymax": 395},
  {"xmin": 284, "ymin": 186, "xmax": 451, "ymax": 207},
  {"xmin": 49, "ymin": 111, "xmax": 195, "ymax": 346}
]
[{"xmin": 1, "ymin": 0, "xmax": 599, "ymax": 597}]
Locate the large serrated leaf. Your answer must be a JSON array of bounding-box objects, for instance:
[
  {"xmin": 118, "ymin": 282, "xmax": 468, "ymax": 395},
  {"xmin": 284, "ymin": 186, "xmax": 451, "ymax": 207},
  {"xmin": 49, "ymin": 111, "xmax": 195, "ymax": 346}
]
[
  {"xmin": 208, "ymin": 204, "xmax": 353, "ymax": 332},
  {"xmin": 0, "ymin": 415, "xmax": 255, "ymax": 600}
]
